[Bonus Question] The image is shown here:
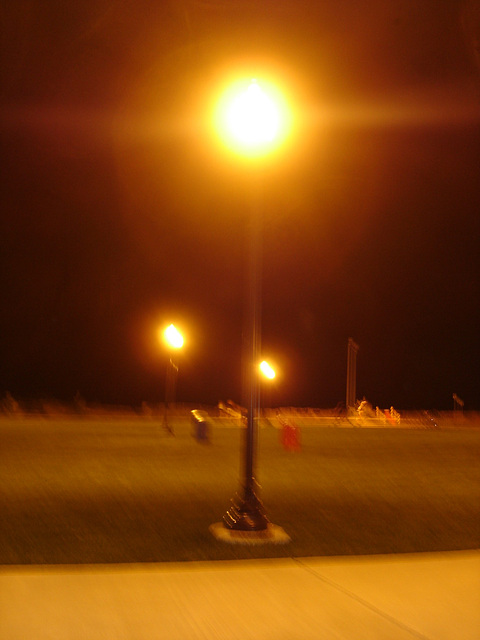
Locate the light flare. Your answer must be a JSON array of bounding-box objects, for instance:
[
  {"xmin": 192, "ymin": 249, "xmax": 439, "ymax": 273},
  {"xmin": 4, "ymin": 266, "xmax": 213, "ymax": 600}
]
[
  {"xmin": 163, "ymin": 324, "xmax": 184, "ymax": 349},
  {"xmin": 260, "ymin": 360, "xmax": 276, "ymax": 380},
  {"xmin": 215, "ymin": 78, "xmax": 292, "ymax": 158}
]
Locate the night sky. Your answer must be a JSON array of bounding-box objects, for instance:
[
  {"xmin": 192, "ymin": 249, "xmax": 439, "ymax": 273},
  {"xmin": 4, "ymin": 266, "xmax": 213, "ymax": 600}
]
[{"xmin": 1, "ymin": 1, "xmax": 479, "ymax": 410}]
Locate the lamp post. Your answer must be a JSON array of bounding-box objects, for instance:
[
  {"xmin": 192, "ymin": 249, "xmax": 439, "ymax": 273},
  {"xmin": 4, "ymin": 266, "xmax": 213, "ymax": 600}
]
[
  {"xmin": 162, "ymin": 324, "xmax": 184, "ymax": 435},
  {"xmin": 214, "ymin": 79, "xmax": 290, "ymax": 536},
  {"xmin": 346, "ymin": 337, "xmax": 359, "ymax": 415},
  {"xmin": 259, "ymin": 360, "xmax": 276, "ymax": 380},
  {"xmin": 260, "ymin": 360, "xmax": 276, "ymax": 425}
]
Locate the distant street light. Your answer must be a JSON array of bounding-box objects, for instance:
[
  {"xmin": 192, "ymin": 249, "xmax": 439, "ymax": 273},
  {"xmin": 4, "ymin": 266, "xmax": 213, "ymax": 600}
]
[
  {"xmin": 164, "ymin": 324, "xmax": 184, "ymax": 350},
  {"xmin": 259, "ymin": 360, "xmax": 276, "ymax": 380},
  {"xmin": 161, "ymin": 324, "xmax": 184, "ymax": 434},
  {"xmin": 214, "ymin": 78, "xmax": 291, "ymax": 538},
  {"xmin": 259, "ymin": 360, "xmax": 277, "ymax": 425}
]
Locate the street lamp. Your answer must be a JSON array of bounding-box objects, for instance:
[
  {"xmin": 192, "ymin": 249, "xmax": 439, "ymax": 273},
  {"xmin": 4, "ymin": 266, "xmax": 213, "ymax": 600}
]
[
  {"xmin": 259, "ymin": 360, "xmax": 276, "ymax": 380},
  {"xmin": 259, "ymin": 360, "xmax": 276, "ymax": 426},
  {"xmin": 161, "ymin": 324, "xmax": 184, "ymax": 435},
  {"xmin": 164, "ymin": 324, "xmax": 184, "ymax": 349},
  {"xmin": 212, "ymin": 78, "xmax": 291, "ymax": 540},
  {"xmin": 214, "ymin": 78, "xmax": 291, "ymax": 159}
]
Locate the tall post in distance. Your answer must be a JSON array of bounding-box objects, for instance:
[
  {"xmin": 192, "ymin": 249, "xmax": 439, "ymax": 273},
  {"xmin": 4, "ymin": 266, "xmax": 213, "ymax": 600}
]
[
  {"xmin": 163, "ymin": 357, "xmax": 178, "ymax": 435},
  {"xmin": 259, "ymin": 360, "xmax": 276, "ymax": 423},
  {"xmin": 346, "ymin": 338, "xmax": 359, "ymax": 413},
  {"xmin": 162, "ymin": 324, "xmax": 184, "ymax": 435}
]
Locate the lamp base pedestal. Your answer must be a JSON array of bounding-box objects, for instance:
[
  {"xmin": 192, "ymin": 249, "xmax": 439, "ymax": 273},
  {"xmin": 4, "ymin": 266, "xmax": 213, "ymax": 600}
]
[
  {"xmin": 210, "ymin": 522, "xmax": 290, "ymax": 545},
  {"xmin": 223, "ymin": 491, "xmax": 270, "ymax": 532},
  {"xmin": 211, "ymin": 490, "xmax": 290, "ymax": 545}
]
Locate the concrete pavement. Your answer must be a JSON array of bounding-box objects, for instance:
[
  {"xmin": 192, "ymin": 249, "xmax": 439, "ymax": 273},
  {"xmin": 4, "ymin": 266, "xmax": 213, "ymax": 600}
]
[{"xmin": 1, "ymin": 550, "xmax": 479, "ymax": 640}]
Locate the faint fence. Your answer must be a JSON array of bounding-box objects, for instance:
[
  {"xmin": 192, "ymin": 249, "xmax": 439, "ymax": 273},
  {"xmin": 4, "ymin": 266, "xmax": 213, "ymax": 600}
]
[{"xmin": 1, "ymin": 396, "xmax": 479, "ymax": 430}]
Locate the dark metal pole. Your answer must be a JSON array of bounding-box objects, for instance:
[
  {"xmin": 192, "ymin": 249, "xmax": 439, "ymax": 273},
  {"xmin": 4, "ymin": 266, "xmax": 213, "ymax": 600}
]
[
  {"xmin": 224, "ymin": 173, "xmax": 269, "ymax": 531},
  {"xmin": 163, "ymin": 356, "xmax": 177, "ymax": 435},
  {"xmin": 346, "ymin": 338, "xmax": 359, "ymax": 412}
]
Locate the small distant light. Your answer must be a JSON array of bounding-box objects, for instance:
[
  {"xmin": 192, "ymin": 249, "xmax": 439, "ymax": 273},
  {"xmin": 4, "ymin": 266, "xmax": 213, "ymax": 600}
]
[
  {"xmin": 260, "ymin": 360, "xmax": 275, "ymax": 379},
  {"xmin": 164, "ymin": 324, "xmax": 184, "ymax": 349}
]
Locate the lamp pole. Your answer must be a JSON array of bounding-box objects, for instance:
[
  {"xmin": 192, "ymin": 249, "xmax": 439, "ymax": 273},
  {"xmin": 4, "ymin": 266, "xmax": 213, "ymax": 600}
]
[
  {"xmin": 259, "ymin": 360, "xmax": 276, "ymax": 424},
  {"xmin": 162, "ymin": 324, "xmax": 184, "ymax": 435},
  {"xmin": 213, "ymin": 78, "xmax": 288, "ymax": 533},
  {"xmin": 346, "ymin": 337, "xmax": 359, "ymax": 414},
  {"xmin": 223, "ymin": 173, "xmax": 268, "ymax": 530}
]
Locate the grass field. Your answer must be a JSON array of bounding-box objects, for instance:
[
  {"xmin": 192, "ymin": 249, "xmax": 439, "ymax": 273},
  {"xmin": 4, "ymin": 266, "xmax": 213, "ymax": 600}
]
[{"xmin": 0, "ymin": 417, "xmax": 479, "ymax": 564}]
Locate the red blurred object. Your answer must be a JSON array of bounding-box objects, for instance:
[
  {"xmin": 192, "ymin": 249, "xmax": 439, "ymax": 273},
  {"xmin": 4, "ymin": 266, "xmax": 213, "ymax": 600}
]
[{"xmin": 280, "ymin": 421, "xmax": 301, "ymax": 452}]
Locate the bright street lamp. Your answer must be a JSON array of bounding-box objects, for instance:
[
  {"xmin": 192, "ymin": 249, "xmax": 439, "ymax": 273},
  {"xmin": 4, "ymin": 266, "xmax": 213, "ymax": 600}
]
[
  {"xmin": 161, "ymin": 324, "xmax": 184, "ymax": 435},
  {"xmin": 259, "ymin": 360, "xmax": 277, "ymax": 427},
  {"xmin": 259, "ymin": 360, "xmax": 276, "ymax": 380},
  {"xmin": 164, "ymin": 324, "xmax": 184, "ymax": 349},
  {"xmin": 214, "ymin": 77, "xmax": 291, "ymax": 159},
  {"xmin": 214, "ymin": 78, "xmax": 291, "ymax": 540}
]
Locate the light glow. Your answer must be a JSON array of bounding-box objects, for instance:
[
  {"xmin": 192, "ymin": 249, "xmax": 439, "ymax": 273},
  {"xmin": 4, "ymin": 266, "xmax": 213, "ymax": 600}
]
[
  {"xmin": 259, "ymin": 360, "xmax": 276, "ymax": 380},
  {"xmin": 164, "ymin": 324, "xmax": 184, "ymax": 349},
  {"xmin": 215, "ymin": 78, "xmax": 291, "ymax": 158}
]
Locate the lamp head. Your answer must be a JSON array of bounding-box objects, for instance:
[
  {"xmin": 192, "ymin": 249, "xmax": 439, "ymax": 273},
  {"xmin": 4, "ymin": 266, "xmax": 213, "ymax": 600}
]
[
  {"xmin": 163, "ymin": 324, "xmax": 184, "ymax": 349},
  {"xmin": 215, "ymin": 78, "xmax": 291, "ymax": 159},
  {"xmin": 260, "ymin": 360, "xmax": 276, "ymax": 380}
]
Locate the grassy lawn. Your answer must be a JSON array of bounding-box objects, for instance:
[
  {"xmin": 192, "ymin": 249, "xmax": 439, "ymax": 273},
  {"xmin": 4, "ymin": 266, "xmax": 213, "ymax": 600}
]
[{"xmin": 0, "ymin": 417, "xmax": 479, "ymax": 564}]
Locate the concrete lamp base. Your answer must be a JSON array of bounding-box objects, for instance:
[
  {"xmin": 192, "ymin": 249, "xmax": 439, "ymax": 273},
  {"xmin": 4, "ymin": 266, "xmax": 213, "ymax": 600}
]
[{"xmin": 209, "ymin": 522, "xmax": 291, "ymax": 545}]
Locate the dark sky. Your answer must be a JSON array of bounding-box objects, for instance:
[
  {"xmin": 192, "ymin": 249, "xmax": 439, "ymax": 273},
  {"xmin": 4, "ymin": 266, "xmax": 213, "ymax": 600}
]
[{"xmin": 1, "ymin": 1, "xmax": 479, "ymax": 410}]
